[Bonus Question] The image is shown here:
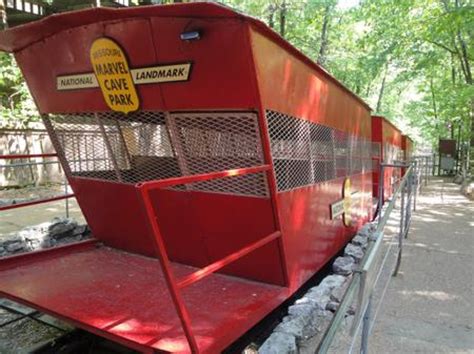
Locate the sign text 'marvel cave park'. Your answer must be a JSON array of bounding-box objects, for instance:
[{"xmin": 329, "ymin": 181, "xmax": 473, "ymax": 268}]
[
  {"xmin": 56, "ymin": 37, "xmax": 192, "ymax": 113},
  {"xmin": 90, "ymin": 38, "xmax": 139, "ymax": 114}
]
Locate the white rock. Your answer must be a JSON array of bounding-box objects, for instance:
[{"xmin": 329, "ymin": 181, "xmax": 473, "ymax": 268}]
[
  {"xmin": 344, "ymin": 243, "xmax": 364, "ymax": 262},
  {"xmin": 352, "ymin": 235, "xmax": 368, "ymax": 248},
  {"xmin": 259, "ymin": 331, "xmax": 297, "ymax": 354},
  {"xmin": 319, "ymin": 275, "xmax": 346, "ymax": 290},
  {"xmin": 5, "ymin": 241, "xmax": 25, "ymax": 253},
  {"xmin": 333, "ymin": 256, "xmax": 355, "ymax": 275}
]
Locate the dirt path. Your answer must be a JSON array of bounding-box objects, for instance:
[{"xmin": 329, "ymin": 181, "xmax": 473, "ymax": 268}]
[{"xmin": 369, "ymin": 177, "xmax": 474, "ymax": 353}]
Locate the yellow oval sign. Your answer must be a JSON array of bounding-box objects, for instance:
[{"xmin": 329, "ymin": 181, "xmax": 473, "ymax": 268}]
[
  {"xmin": 90, "ymin": 38, "xmax": 139, "ymax": 114},
  {"xmin": 343, "ymin": 178, "xmax": 352, "ymax": 227}
]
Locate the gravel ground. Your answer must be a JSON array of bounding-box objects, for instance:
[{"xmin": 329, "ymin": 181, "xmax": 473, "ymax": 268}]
[
  {"xmin": 367, "ymin": 177, "xmax": 474, "ymax": 353},
  {"xmin": 0, "ymin": 317, "xmax": 64, "ymax": 353}
]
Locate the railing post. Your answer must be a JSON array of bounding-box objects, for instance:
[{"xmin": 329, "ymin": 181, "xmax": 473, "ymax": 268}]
[
  {"xmin": 360, "ymin": 294, "xmax": 372, "ymax": 354},
  {"xmin": 138, "ymin": 186, "xmax": 199, "ymax": 353},
  {"xmin": 414, "ymin": 160, "xmax": 419, "ymax": 212},
  {"xmin": 64, "ymin": 173, "xmax": 70, "ymax": 218},
  {"xmin": 95, "ymin": 113, "xmax": 123, "ymax": 183},
  {"xmin": 405, "ymin": 170, "xmax": 412, "ymax": 238},
  {"xmin": 425, "ymin": 156, "xmax": 429, "ymax": 186},
  {"xmin": 393, "ymin": 178, "xmax": 405, "ymax": 276}
]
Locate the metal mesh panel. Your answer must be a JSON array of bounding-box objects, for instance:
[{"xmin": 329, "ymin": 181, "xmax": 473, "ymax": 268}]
[
  {"xmin": 266, "ymin": 110, "xmax": 372, "ymax": 192},
  {"xmin": 184, "ymin": 172, "xmax": 268, "ymax": 197},
  {"xmin": 267, "ymin": 111, "xmax": 312, "ymax": 191},
  {"xmin": 383, "ymin": 143, "xmax": 401, "ymax": 164},
  {"xmin": 334, "ymin": 130, "xmax": 349, "ymax": 178},
  {"xmin": 310, "ymin": 124, "xmax": 335, "ymax": 183},
  {"xmin": 119, "ymin": 112, "xmax": 178, "ymax": 183},
  {"xmin": 372, "ymin": 142, "xmax": 381, "ymax": 158},
  {"xmin": 371, "ymin": 142, "xmax": 382, "ymax": 171},
  {"xmin": 167, "ymin": 112, "xmax": 267, "ymax": 196},
  {"xmin": 44, "ymin": 111, "xmax": 267, "ymax": 197},
  {"xmin": 45, "ymin": 113, "xmax": 123, "ymax": 181}
]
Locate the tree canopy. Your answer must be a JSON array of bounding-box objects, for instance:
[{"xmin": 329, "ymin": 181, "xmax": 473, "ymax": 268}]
[{"xmin": 0, "ymin": 0, "xmax": 472, "ymax": 151}]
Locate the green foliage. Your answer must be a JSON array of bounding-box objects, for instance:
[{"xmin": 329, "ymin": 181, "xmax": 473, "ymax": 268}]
[
  {"xmin": 221, "ymin": 0, "xmax": 473, "ymax": 148},
  {"xmin": 0, "ymin": 53, "xmax": 38, "ymax": 128},
  {"xmin": 0, "ymin": 0, "xmax": 472, "ymax": 150}
]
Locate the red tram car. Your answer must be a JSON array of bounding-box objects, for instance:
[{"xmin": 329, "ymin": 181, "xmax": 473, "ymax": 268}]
[
  {"xmin": 371, "ymin": 115, "xmax": 403, "ymax": 202},
  {"xmin": 0, "ymin": 3, "xmax": 375, "ymax": 353}
]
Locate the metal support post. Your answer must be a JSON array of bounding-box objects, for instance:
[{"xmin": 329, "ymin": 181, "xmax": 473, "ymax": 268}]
[
  {"xmin": 404, "ymin": 170, "xmax": 412, "ymax": 238},
  {"xmin": 138, "ymin": 186, "xmax": 199, "ymax": 353},
  {"xmin": 393, "ymin": 178, "xmax": 405, "ymax": 276},
  {"xmin": 64, "ymin": 173, "xmax": 69, "ymax": 218},
  {"xmin": 413, "ymin": 161, "xmax": 418, "ymax": 211},
  {"xmin": 425, "ymin": 156, "xmax": 429, "ymax": 186},
  {"xmin": 360, "ymin": 295, "xmax": 373, "ymax": 354},
  {"xmin": 95, "ymin": 113, "xmax": 123, "ymax": 182}
]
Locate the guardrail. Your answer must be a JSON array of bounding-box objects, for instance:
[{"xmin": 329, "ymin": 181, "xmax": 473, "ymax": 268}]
[
  {"xmin": 136, "ymin": 164, "xmax": 283, "ymax": 353},
  {"xmin": 0, "ymin": 153, "xmax": 74, "ymax": 214},
  {"xmin": 413, "ymin": 155, "xmax": 431, "ymax": 190},
  {"xmin": 318, "ymin": 161, "xmax": 419, "ymax": 354}
]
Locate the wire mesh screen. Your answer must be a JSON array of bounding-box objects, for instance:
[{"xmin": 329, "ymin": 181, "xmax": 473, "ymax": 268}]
[
  {"xmin": 167, "ymin": 112, "xmax": 267, "ymax": 196},
  {"xmin": 266, "ymin": 110, "xmax": 373, "ymax": 192},
  {"xmin": 44, "ymin": 111, "xmax": 267, "ymax": 197},
  {"xmin": 383, "ymin": 143, "xmax": 402, "ymax": 164}
]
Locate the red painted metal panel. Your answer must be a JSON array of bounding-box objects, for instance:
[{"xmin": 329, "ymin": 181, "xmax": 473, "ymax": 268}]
[
  {"xmin": 0, "ymin": 246, "xmax": 288, "ymax": 353},
  {"xmin": 250, "ymin": 29, "xmax": 372, "ymax": 139},
  {"xmin": 149, "ymin": 17, "xmax": 258, "ymax": 111},
  {"xmin": 151, "ymin": 189, "xmax": 284, "ymax": 285},
  {"xmin": 70, "ymin": 177, "xmax": 159, "ymax": 257},
  {"xmin": 0, "ymin": 239, "xmax": 97, "ymax": 271},
  {"xmin": 71, "ymin": 173, "xmax": 284, "ymax": 285},
  {"xmin": 13, "ymin": 16, "xmax": 258, "ymax": 113},
  {"xmin": 278, "ymin": 173, "xmax": 372, "ymax": 292},
  {"xmin": 177, "ymin": 231, "xmax": 281, "ymax": 288}
]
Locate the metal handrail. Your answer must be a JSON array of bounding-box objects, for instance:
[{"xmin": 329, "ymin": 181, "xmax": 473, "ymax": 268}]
[
  {"xmin": 136, "ymin": 164, "xmax": 278, "ymax": 353},
  {"xmin": 0, "ymin": 153, "xmax": 73, "ymax": 213},
  {"xmin": 136, "ymin": 164, "xmax": 271, "ymax": 191},
  {"xmin": 317, "ymin": 163, "xmax": 416, "ymax": 354},
  {"xmin": 0, "ymin": 153, "xmax": 58, "ymax": 159}
]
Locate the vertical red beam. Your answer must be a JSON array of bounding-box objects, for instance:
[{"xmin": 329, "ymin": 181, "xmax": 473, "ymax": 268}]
[
  {"xmin": 244, "ymin": 25, "xmax": 290, "ymax": 287},
  {"xmin": 138, "ymin": 185, "xmax": 199, "ymax": 353}
]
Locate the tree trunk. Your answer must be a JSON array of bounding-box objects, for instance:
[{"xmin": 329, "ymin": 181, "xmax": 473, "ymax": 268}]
[
  {"xmin": 429, "ymin": 77, "xmax": 439, "ymax": 124},
  {"xmin": 279, "ymin": 0, "xmax": 286, "ymax": 38},
  {"xmin": 375, "ymin": 64, "xmax": 388, "ymax": 113},
  {"xmin": 267, "ymin": 3, "xmax": 275, "ymax": 29},
  {"xmin": 317, "ymin": 3, "xmax": 332, "ymax": 66}
]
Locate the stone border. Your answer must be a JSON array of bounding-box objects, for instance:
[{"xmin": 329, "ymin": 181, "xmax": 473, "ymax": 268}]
[
  {"xmin": 259, "ymin": 222, "xmax": 376, "ymax": 354},
  {"xmin": 0, "ymin": 217, "xmax": 90, "ymax": 257}
]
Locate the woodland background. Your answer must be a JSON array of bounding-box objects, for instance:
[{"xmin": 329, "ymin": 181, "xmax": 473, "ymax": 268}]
[{"xmin": 0, "ymin": 0, "xmax": 472, "ymax": 151}]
